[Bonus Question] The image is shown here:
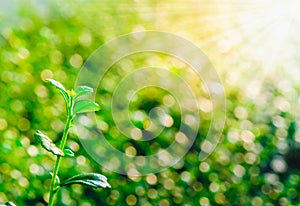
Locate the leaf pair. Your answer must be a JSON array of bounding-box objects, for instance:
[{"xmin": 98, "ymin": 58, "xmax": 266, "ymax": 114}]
[
  {"xmin": 46, "ymin": 79, "xmax": 100, "ymax": 115},
  {"xmin": 34, "ymin": 130, "xmax": 74, "ymax": 157}
]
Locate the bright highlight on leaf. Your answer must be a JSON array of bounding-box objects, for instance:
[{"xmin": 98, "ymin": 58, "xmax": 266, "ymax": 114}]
[
  {"xmin": 34, "ymin": 130, "xmax": 64, "ymax": 156},
  {"xmin": 73, "ymin": 99, "xmax": 100, "ymax": 114},
  {"xmin": 2, "ymin": 202, "xmax": 16, "ymax": 206},
  {"xmin": 75, "ymin": 86, "xmax": 94, "ymax": 98},
  {"xmin": 60, "ymin": 173, "xmax": 111, "ymax": 189},
  {"xmin": 46, "ymin": 78, "xmax": 71, "ymax": 106},
  {"xmin": 50, "ymin": 172, "xmax": 61, "ymax": 186}
]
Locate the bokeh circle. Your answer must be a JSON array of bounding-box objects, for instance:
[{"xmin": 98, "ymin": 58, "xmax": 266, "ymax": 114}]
[{"xmin": 74, "ymin": 31, "xmax": 226, "ymax": 175}]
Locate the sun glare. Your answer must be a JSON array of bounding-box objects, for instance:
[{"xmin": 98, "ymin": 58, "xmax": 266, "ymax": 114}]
[{"xmin": 204, "ymin": 0, "xmax": 300, "ymax": 91}]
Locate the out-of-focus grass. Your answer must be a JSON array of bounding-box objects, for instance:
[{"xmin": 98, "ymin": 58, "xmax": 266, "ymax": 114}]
[{"xmin": 1, "ymin": 0, "xmax": 300, "ymax": 205}]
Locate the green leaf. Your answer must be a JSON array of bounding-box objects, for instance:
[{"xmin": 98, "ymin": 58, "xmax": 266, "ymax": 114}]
[
  {"xmin": 50, "ymin": 172, "xmax": 61, "ymax": 193},
  {"xmin": 60, "ymin": 173, "xmax": 111, "ymax": 189},
  {"xmin": 34, "ymin": 130, "xmax": 64, "ymax": 156},
  {"xmin": 46, "ymin": 78, "xmax": 71, "ymax": 106},
  {"xmin": 63, "ymin": 148, "xmax": 75, "ymax": 157},
  {"xmin": 73, "ymin": 99, "xmax": 100, "ymax": 114},
  {"xmin": 50, "ymin": 172, "xmax": 61, "ymax": 186},
  {"xmin": 3, "ymin": 202, "xmax": 16, "ymax": 206},
  {"xmin": 55, "ymin": 175, "xmax": 60, "ymax": 186},
  {"xmin": 75, "ymin": 86, "xmax": 94, "ymax": 99}
]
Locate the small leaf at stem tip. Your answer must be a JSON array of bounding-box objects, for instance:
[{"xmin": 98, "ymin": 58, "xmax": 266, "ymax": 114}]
[
  {"xmin": 34, "ymin": 130, "xmax": 64, "ymax": 156},
  {"xmin": 60, "ymin": 173, "xmax": 111, "ymax": 189},
  {"xmin": 63, "ymin": 148, "xmax": 75, "ymax": 157},
  {"xmin": 45, "ymin": 78, "xmax": 71, "ymax": 105},
  {"xmin": 75, "ymin": 86, "xmax": 94, "ymax": 99},
  {"xmin": 73, "ymin": 99, "xmax": 100, "ymax": 114},
  {"xmin": 67, "ymin": 89, "xmax": 76, "ymax": 98}
]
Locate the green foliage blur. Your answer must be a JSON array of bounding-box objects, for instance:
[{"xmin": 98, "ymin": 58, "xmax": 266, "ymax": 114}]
[{"xmin": 1, "ymin": 1, "xmax": 300, "ymax": 205}]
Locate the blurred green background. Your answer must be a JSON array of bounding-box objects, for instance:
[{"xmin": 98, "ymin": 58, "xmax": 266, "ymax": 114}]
[{"xmin": 1, "ymin": 0, "xmax": 300, "ymax": 205}]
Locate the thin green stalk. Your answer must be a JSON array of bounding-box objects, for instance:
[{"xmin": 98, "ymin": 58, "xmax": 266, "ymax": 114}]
[
  {"xmin": 39, "ymin": 80, "xmax": 107, "ymax": 205},
  {"xmin": 48, "ymin": 99, "xmax": 73, "ymax": 206}
]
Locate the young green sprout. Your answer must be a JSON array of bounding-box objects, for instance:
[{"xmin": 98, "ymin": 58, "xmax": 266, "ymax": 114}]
[{"xmin": 35, "ymin": 79, "xmax": 110, "ymax": 206}]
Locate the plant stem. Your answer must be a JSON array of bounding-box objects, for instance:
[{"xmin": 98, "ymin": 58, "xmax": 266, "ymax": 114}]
[{"xmin": 48, "ymin": 112, "xmax": 73, "ymax": 206}]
